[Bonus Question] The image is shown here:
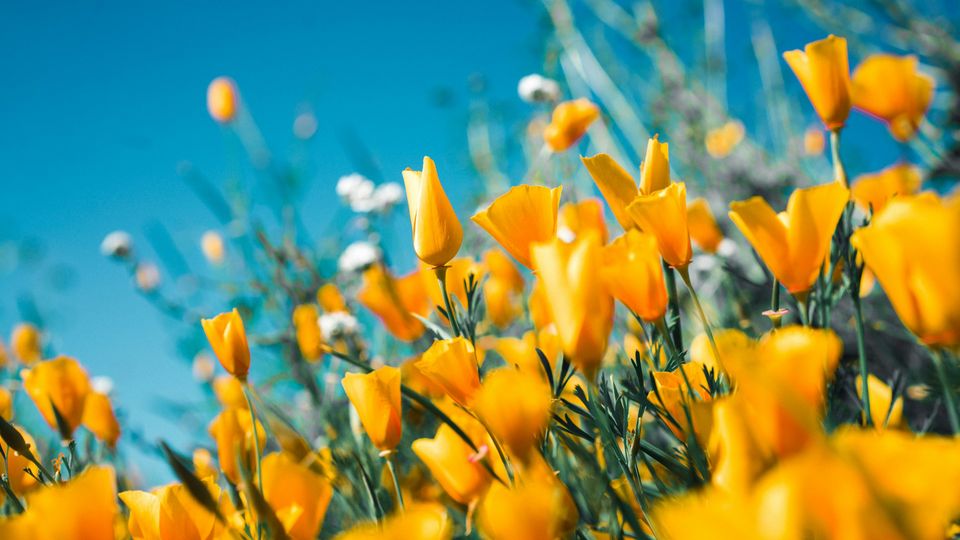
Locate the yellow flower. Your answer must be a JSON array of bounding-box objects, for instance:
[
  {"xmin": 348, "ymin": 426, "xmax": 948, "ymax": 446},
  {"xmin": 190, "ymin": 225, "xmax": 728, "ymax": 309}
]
[
  {"xmin": 206, "ymin": 76, "xmax": 239, "ymax": 124},
  {"xmin": 686, "ymin": 198, "xmax": 724, "ymax": 254},
  {"xmin": 25, "ymin": 465, "xmax": 118, "ymax": 540},
  {"xmin": 402, "ymin": 156, "xmax": 463, "ymax": 268},
  {"xmin": 416, "ymin": 337, "xmax": 481, "ymax": 406},
  {"xmin": 21, "ymin": 356, "xmax": 91, "ymax": 438},
  {"xmin": 627, "ymin": 182, "xmax": 693, "ymax": 269},
  {"xmin": 852, "ymin": 54, "xmax": 934, "ymax": 141},
  {"xmin": 261, "ymin": 452, "xmax": 334, "ymax": 540},
  {"xmin": 483, "ymin": 249, "xmax": 524, "ymax": 329},
  {"xmin": 357, "ymin": 264, "xmax": 430, "ymax": 342},
  {"xmin": 558, "ymin": 198, "xmax": 608, "ymax": 244},
  {"xmin": 11, "ymin": 322, "xmax": 42, "ymax": 364},
  {"xmin": 648, "ymin": 362, "xmax": 715, "ymax": 444},
  {"xmin": 82, "ymin": 391, "xmax": 121, "ymax": 448},
  {"xmin": 0, "ymin": 424, "xmax": 39, "ymax": 495},
  {"xmin": 422, "ymin": 257, "xmax": 484, "ymax": 317},
  {"xmin": 293, "ymin": 304, "xmax": 325, "ymax": 361},
  {"xmin": 531, "ymin": 234, "xmax": 613, "ymax": 379},
  {"xmin": 478, "ymin": 467, "xmax": 579, "ymax": 540},
  {"xmin": 601, "ymin": 230, "xmax": 668, "ymax": 322},
  {"xmin": 494, "ymin": 329, "xmax": 561, "ymax": 379},
  {"xmin": 212, "ymin": 374, "xmax": 248, "ymax": 410},
  {"xmin": 120, "ymin": 479, "xmax": 223, "ymax": 540},
  {"xmin": 475, "ymin": 368, "xmax": 553, "ymax": 459},
  {"xmin": 209, "ymin": 407, "xmax": 266, "ymax": 485},
  {"xmin": 856, "ymin": 375, "xmax": 903, "ymax": 430},
  {"xmin": 639, "ymin": 135, "xmax": 671, "ymax": 195},
  {"xmin": 472, "ymin": 185, "xmax": 562, "ymax": 270},
  {"xmin": 851, "ymin": 193, "xmax": 960, "ymax": 347},
  {"xmin": 342, "ymin": 366, "xmax": 402, "ymax": 451},
  {"xmin": 581, "ymin": 137, "xmax": 670, "ymax": 231},
  {"xmin": 850, "ymin": 162, "xmax": 922, "ymax": 214},
  {"xmin": 412, "ymin": 421, "xmax": 491, "ymax": 504},
  {"xmin": 335, "ymin": 503, "xmax": 453, "ymax": 540},
  {"xmin": 783, "ymin": 35, "xmax": 852, "ymax": 130},
  {"xmin": 318, "ymin": 283, "xmax": 348, "ymax": 313},
  {"xmin": 200, "ymin": 230, "xmax": 225, "ymax": 265},
  {"xmin": 705, "ymin": 120, "xmax": 745, "ymax": 158},
  {"xmin": 0, "ymin": 387, "xmax": 11, "ymax": 420},
  {"xmin": 201, "ymin": 308, "xmax": 250, "ymax": 381},
  {"xmin": 728, "ymin": 181, "xmax": 849, "ymax": 294},
  {"xmin": 543, "ymin": 98, "xmax": 599, "ymax": 152},
  {"xmin": 803, "ymin": 126, "xmax": 826, "ymax": 156},
  {"xmin": 193, "ymin": 448, "xmax": 219, "ymax": 480}
]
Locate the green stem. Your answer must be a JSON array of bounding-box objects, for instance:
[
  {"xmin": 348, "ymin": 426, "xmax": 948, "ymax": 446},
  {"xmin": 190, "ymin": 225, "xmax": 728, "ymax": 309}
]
[
  {"xmin": 677, "ymin": 267, "xmax": 724, "ymax": 375},
  {"xmin": 795, "ymin": 294, "xmax": 810, "ymax": 327},
  {"xmin": 830, "ymin": 128, "xmax": 847, "ymax": 187},
  {"xmin": 662, "ymin": 260, "xmax": 683, "ymax": 352},
  {"xmin": 851, "ymin": 294, "xmax": 873, "ymax": 427},
  {"xmin": 770, "ymin": 279, "xmax": 782, "ymax": 329},
  {"xmin": 383, "ymin": 452, "xmax": 405, "ymax": 512},
  {"xmin": 435, "ymin": 266, "xmax": 462, "ymax": 337},
  {"xmin": 931, "ymin": 348, "xmax": 960, "ymax": 435},
  {"xmin": 242, "ymin": 384, "xmax": 264, "ymax": 505},
  {"xmin": 654, "ymin": 318, "xmax": 680, "ymax": 365}
]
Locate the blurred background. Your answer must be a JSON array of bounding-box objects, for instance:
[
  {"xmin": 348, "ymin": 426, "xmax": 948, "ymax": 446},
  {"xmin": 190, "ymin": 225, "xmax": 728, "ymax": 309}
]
[{"xmin": 1, "ymin": 0, "xmax": 956, "ymax": 483}]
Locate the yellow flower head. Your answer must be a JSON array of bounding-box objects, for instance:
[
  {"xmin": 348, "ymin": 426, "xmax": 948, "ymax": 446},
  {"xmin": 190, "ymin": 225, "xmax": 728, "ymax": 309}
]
[
  {"xmin": 543, "ymin": 98, "xmax": 599, "ymax": 152},
  {"xmin": 472, "ymin": 184, "xmax": 562, "ymax": 270},
  {"xmin": 261, "ymin": 451, "xmax": 334, "ymax": 540},
  {"xmin": 558, "ymin": 198, "xmax": 608, "ymax": 244},
  {"xmin": 478, "ymin": 466, "xmax": 579, "ymax": 540},
  {"xmin": 783, "ymin": 35, "xmax": 852, "ymax": 130},
  {"xmin": 207, "ymin": 76, "xmax": 239, "ymax": 124},
  {"xmin": 475, "ymin": 367, "xmax": 553, "ymax": 459},
  {"xmin": 121, "ymin": 479, "xmax": 224, "ymax": 540},
  {"xmin": 201, "ymin": 308, "xmax": 250, "ymax": 381},
  {"xmin": 357, "ymin": 264, "xmax": 430, "ymax": 342},
  {"xmin": 292, "ymin": 304, "xmax": 325, "ymax": 362},
  {"xmin": 627, "ymin": 182, "xmax": 693, "ymax": 269},
  {"xmin": 318, "ymin": 283, "xmax": 348, "ymax": 313},
  {"xmin": 416, "ymin": 337, "xmax": 481, "ymax": 406},
  {"xmin": 412, "ymin": 421, "xmax": 492, "ymax": 504},
  {"xmin": 852, "ymin": 54, "xmax": 934, "ymax": 141},
  {"xmin": 687, "ymin": 197, "xmax": 725, "ymax": 254},
  {"xmin": 208, "ymin": 407, "xmax": 266, "ymax": 485},
  {"xmin": 705, "ymin": 120, "xmax": 745, "ymax": 158},
  {"xmin": 21, "ymin": 356, "xmax": 91, "ymax": 438},
  {"xmin": 81, "ymin": 391, "xmax": 121, "ymax": 448},
  {"xmin": 402, "ymin": 156, "xmax": 463, "ymax": 268},
  {"xmin": 342, "ymin": 366, "xmax": 403, "ymax": 451},
  {"xmin": 729, "ymin": 181, "xmax": 849, "ymax": 294},
  {"xmin": 851, "ymin": 162, "xmax": 922, "ymax": 214},
  {"xmin": 11, "ymin": 322, "xmax": 42, "ymax": 365},
  {"xmin": 601, "ymin": 229, "xmax": 668, "ymax": 322}
]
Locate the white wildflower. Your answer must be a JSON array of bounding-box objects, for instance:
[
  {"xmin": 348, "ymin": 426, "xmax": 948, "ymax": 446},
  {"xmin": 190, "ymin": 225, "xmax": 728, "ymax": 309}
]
[
  {"xmin": 91, "ymin": 376, "xmax": 114, "ymax": 395},
  {"xmin": 337, "ymin": 241, "xmax": 380, "ymax": 273},
  {"xmin": 717, "ymin": 238, "xmax": 738, "ymax": 258},
  {"xmin": 293, "ymin": 111, "xmax": 318, "ymax": 140},
  {"xmin": 518, "ymin": 74, "xmax": 561, "ymax": 103},
  {"xmin": 319, "ymin": 311, "xmax": 359, "ymax": 341},
  {"xmin": 100, "ymin": 231, "xmax": 133, "ymax": 259}
]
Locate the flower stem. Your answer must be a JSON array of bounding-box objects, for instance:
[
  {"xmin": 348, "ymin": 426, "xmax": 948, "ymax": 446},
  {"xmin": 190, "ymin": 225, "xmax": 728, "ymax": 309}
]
[
  {"xmin": 382, "ymin": 451, "xmax": 405, "ymax": 512},
  {"xmin": 931, "ymin": 348, "xmax": 960, "ymax": 435},
  {"xmin": 435, "ymin": 266, "xmax": 462, "ymax": 337},
  {"xmin": 662, "ymin": 260, "xmax": 683, "ymax": 352},
  {"xmin": 677, "ymin": 267, "xmax": 725, "ymax": 375},
  {"xmin": 242, "ymin": 384, "xmax": 264, "ymax": 502},
  {"xmin": 770, "ymin": 279, "xmax": 782, "ymax": 329},
  {"xmin": 851, "ymin": 294, "xmax": 873, "ymax": 427},
  {"xmin": 830, "ymin": 129, "xmax": 847, "ymax": 188}
]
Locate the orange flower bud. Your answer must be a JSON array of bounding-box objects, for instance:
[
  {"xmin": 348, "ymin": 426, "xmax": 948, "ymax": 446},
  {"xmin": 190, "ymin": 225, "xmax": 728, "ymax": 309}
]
[
  {"xmin": 402, "ymin": 156, "xmax": 463, "ymax": 268},
  {"xmin": 783, "ymin": 35, "xmax": 852, "ymax": 130},
  {"xmin": 21, "ymin": 356, "xmax": 91, "ymax": 438},
  {"xmin": 342, "ymin": 366, "xmax": 402, "ymax": 451},
  {"xmin": 201, "ymin": 308, "xmax": 251, "ymax": 381},
  {"xmin": 207, "ymin": 76, "xmax": 239, "ymax": 123},
  {"xmin": 543, "ymin": 98, "xmax": 599, "ymax": 152}
]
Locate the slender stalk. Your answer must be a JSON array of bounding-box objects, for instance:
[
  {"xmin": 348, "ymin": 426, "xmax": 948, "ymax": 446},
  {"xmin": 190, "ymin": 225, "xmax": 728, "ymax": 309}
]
[
  {"xmin": 830, "ymin": 129, "xmax": 847, "ymax": 188},
  {"xmin": 677, "ymin": 267, "xmax": 724, "ymax": 374},
  {"xmin": 242, "ymin": 384, "xmax": 264, "ymax": 501},
  {"xmin": 382, "ymin": 451, "xmax": 405, "ymax": 512},
  {"xmin": 770, "ymin": 279, "xmax": 782, "ymax": 329},
  {"xmin": 795, "ymin": 292, "xmax": 810, "ymax": 327},
  {"xmin": 662, "ymin": 260, "xmax": 683, "ymax": 352},
  {"xmin": 851, "ymin": 294, "xmax": 873, "ymax": 427},
  {"xmin": 434, "ymin": 266, "xmax": 462, "ymax": 337},
  {"xmin": 931, "ymin": 348, "xmax": 960, "ymax": 435},
  {"xmin": 463, "ymin": 407, "xmax": 515, "ymax": 484}
]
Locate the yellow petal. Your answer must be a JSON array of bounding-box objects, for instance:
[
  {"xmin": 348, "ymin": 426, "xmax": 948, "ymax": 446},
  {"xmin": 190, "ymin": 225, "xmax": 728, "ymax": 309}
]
[
  {"xmin": 852, "ymin": 54, "xmax": 934, "ymax": 141},
  {"xmin": 640, "ymin": 136, "xmax": 671, "ymax": 195},
  {"xmin": 851, "ymin": 162, "xmax": 922, "ymax": 214},
  {"xmin": 404, "ymin": 156, "xmax": 463, "ymax": 267},
  {"xmin": 626, "ymin": 182, "xmax": 692, "ymax": 269},
  {"xmin": 416, "ymin": 337, "xmax": 481, "ymax": 406},
  {"xmin": 543, "ymin": 98, "xmax": 599, "ymax": 152},
  {"xmin": 783, "ymin": 181, "xmax": 849, "ymax": 293},
  {"xmin": 783, "ymin": 35, "xmax": 852, "ymax": 129},
  {"xmin": 581, "ymin": 153, "xmax": 639, "ymax": 230},
  {"xmin": 687, "ymin": 198, "xmax": 724, "ymax": 254},
  {"xmin": 341, "ymin": 366, "xmax": 403, "ymax": 451},
  {"xmin": 472, "ymin": 184, "xmax": 562, "ymax": 269}
]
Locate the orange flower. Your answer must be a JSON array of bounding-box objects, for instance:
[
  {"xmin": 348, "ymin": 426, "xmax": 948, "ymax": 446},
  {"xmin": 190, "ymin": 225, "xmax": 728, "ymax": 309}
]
[
  {"xmin": 11, "ymin": 322, "xmax": 42, "ymax": 364},
  {"xmin": 472, "ymin": 185, "xmax": 562, "ymax": 269},
  {"xmin": 803, "ymin": 127, "xmax": 826, "ymax": 156},
  {"xmin": 23, "ymin": 465, "xmax": 118, "ymax": 540},
  {"xmin": 851, "ymin": 162, "xmax": 922, "ymax": 214},
  {"xmin": 581, "ymin": 136, "xmax": 670, "ymax": 230},
  {"xmin": 475, "ymin": 368, "xmax": 553, "ymax": 459},
  {"xmin": 207, "ymin": 76, "xmax": 239, "ymax": 123},
  {"xmin": 783, "ymin": 35, "xmax": 852, "ymax": 130},
  {"xmin": 627, "ymin": 182, "xmax": 693, "ymax": 269},
  {"xmin": 21, "ymin": 356, "xmax": 91, "ymax": 438},
  {"xmin": 121, "ymin": 479, "xmax": 224, "ymax": 540},
  {"xmin": 686, "ymin": 198, "xmax": 724, "ymax": 254},
  {"xmin": 201, "ymin": 308, "xmax": 250, "ymax": 381},
  {"xmin": 543, "ymin": 98, "xmax": 600, "ymax": 151},
  {"xmin": 317, "ymin": 283, "xmax": 348, "ymax": 312},
  {"xmin": 557, "ymin": 198, "xmax": 608, "ymax": 244},
  {"xmin": 412, "ymin": 419, "xmax": 491, "ymax": 504},
  {"xmin": 402, "ymin": 156, "xmax": 463, "ymax": 268},
  {"xmin": 342, "ymin": 366, "xmax": 403, "ymax": 451},
  {"xmin": 852, "ymin": 54, "xmax": 934, "ymax": 141},
  {"xmin": 209, "ymin": 407, "xmax": 266, "ymax": 485},
  {"xmin": 81, "ymin": 391, "xmax": 121, "ymax": 448},
  {"xmin": 0, "ymin": 424, "xmax": 39, "ymax": 494},
  {"xmin": 483, "ymin": 249, "xmax": 524, "ymax": 329},
  {"xmin": 601, "ymin": 230, "xmax": 668, "ymax": 322},
  {"xmin": 705, "ymin": 120, "xmax": 745, "ymax": 158},
  {"xmin": 416, "ymin": 337, "xmax": 481, "ymax": 406},
  {"xmin": 357, "ymin": 264, "xmax": 430, "ymax": 342},
  {"xmin": 293, "ymin": 304, "xmax": 325, "ymax": 361},
  {"xmin": 261, "ymin": 451, "xmax": 334, "ymax": 540}
]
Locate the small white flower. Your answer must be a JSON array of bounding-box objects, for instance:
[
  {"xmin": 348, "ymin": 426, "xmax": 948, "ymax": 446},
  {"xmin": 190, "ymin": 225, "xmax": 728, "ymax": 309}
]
[
  {"xmin": 518, "ymin": 74, "xmax": 561, "ymax": 103},
  {"xmin": 371, "ymin": 182, "xmax": 404, "ymax": 211},
  {"xmin": 717, "ymin": 238, "xmax": 738, "ymax": 258},
  {"xmin": 91, "ymin": 376, "xmax": 114, "ymax": 395},
  {"xmin": 338, "ymin": 241, "xmax": 380, "ymax": 273},
  {"xmin": 100, "ymin": 231, "xmax": 133, "ymax": 258},
  {"xmin": 319, "ymin": 311, "xmax": 359, "ymax": 341},
  {"xmin": 690, "ymin": 254, "xmax": 717, "ymax": 272},
  {"xmin": 556, "ymin": 226, "xmax": 576, "ymax": 243},
  {"xmin": 336, "ymin": 173, "xmax": 376, "ymax": 212},
  {"xmin": 293, "ymin": 111, "xmax": 318, "ymax": 140},
  {"xmin": 135, "ymin": 262, "xmax": 161, "ymax": 292}
]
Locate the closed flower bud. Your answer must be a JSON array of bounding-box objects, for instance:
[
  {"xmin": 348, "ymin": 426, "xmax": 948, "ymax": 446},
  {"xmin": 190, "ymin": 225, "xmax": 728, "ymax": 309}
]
[
  {"xmin": 11, "ymin": 322, "xmax": 42, "ymax": 364},
  {"xmin": 292, "ymin": 304, "xmax": 325, "ymax": 362},
  {"xmin": 207, "ymin": 76, "xmax": 239, "ymax": 124},
  {"xmin": 81, "ymin": 391, "xmax": 121, "ymax": 448},
  {"xmin": 852, "ymin": 54, "xmax": 934, "ymax": 142},
  {"xmin": 402, "ymin": 156, "xmax": 463, "ymax": 268},
  {"xmin": 783, "ymin": 35, "xmax": 852, "ymax": 130},
  {"xmin": 201, "ymin": 308, "xmax": 251, "ymax": 381},
  {"xmin": 627, "ymin": 182, "xmax": 693, "ymax": 269},
  {"xmin": 342, "ymin": 366, "xmax": 402, "ymax": 451},
  {"xmin": 21, "ymin": 356, "xmax": 91, "ymax": 438}
]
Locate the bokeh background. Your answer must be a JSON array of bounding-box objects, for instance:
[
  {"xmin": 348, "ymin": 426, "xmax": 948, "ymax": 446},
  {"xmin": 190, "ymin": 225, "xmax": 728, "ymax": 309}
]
[{"xmin": 1, "ymin": 0, "xmax": 948, "ymax": 482}]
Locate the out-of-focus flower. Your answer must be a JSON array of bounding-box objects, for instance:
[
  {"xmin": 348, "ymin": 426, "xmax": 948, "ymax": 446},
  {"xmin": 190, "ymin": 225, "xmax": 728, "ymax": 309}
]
[
  {"xmin": 20, "ymin": 465, "xmax": 118, "ymax": 540},
  {"xmin": 0, "ymin": 387, "xmax": 11, "ymax": 420},
  {"xmin": 729, "ymin": 181, "xmax": 849, "ymax": 295},
  {"xmin": 783, "ymin": 35, "xmax": 852, "ymax": 130},
  {"xmin": 686, "ymin": 198, "xmax": 724, "ymax": 254},
  {"xmin": 475, "ymin": 368, "xmax": 552, "ymax": 459},
  {"xmin": 317, "ymin": 283, "xmax": 347, "ymax": 312},
  {"xmin": 531, "ymin": 234, "xmax": 613, "ymax": 379},
  {"xmin": 852, "ymin": 193, "xmax": 960, "ymax": 348},
  {"xmin": 293, "ymin": 304, "xmax": 325, "ymax": 361},
  {"xmin": 82, "ymin": 391, "xmax": 121, "ymax": 447},
  {"xmin": 412, "ymin": 418, "xmax": 491, "ymax": 504},
  {"xmin": 422, "ymin": 257, "xmax": 483, "ymax": 317},
  {"xmin": 705, "ymin": 120, "xmax": 745, "ymax": 158},
  {"xmin": 213, "ymin": 375, "xmax": 248, "ymax": 410},
  {"xmin": 472, "ymin": 185, "xmax": 562, "ymax": 269},
  {"xmin": 21, "ymin": 356, "xmax": 91, "ymax": 438},
  {"xmin": 557, "ymin": 198, "xmax": 608, "ymax": 244},
  {"xmin": 135, "ymin": 262, "xmax": 161, "ymax": 292},
  {"xmin": 209, "ymin": 407, "xmax": 266, "ymax": 485},
  {"xmin": 370, "ymin": 182, "xmax": 404, "ymax": 212},
  {"xmin": 319, "ymin": 311, "xmax": 359, "ymax": 342},
  {"xmin": 543, "ymin": 98, "xmax": 600, "ymax": 152},
  {"xmin": 803, "ymin": 126, "xmax": 826, "ymax": 155},
  {"xmin": 342, "ymin": 366, "xmax": 402, "ymax": 451},
  {"xmin": 416, "ymin": 337, "xmax": 481, "ymax": 406},
  {"xmin": 0, "ymin": 424, "xmax": 38, "ymax": 494},
  {"xmin": 201, "ymin": 308, "xmax": 251, "ymax": 381},
  {"xmin": 483, "ymin": 249, "xmax": 524, "ymax": 329},
  {"xmin": 852, "ymin": 54, "xmax": 934, "ymax": 141},
  {"xmin": 850, "ymin": 162, "xmax": 922, "ymax": 214},
  {"xmin": 11, "ymin": 322, "xmax": 42, "ymax": 364},
  {"xmin": 478, "ymin": 463, "xmax": 579, "ymax": 540},
  {"xmin": 357, "ymin": 264, "xmax": 429, "ymax": 342},
  {"xmin": 121, "ymin": 478, "xmax": 224, "ymax": 540},
  {"xmin": 856, "ymin": 374, "xmax": 903, "ymax": 430},
  {"xmin": 207, "ymin": 76, "xmax": 239, "ymax": 124},
  {"xmin": 335, "ymin": 503, "xmax": 453, "ymax": 540},
  {"xmin": 337, "ymin": 173, "xmax": 375, "ymax": 205},
  {"xmin": 261, "ymin": 451, "xmax": 334, "ymax": 540},
  {"xmin": 293, "ymin": 110, "xmax": 318, "ymax": 140},
  {"xmin": 601, "ymin": 230, "xmax": 668, "ymax": 322},
  {"xmin": 193, "ymin": 448, "xmax": 218, "ymax": 480},
  {"xmin": 100, "ymin": 230, "xmax": 133, "ymax": 259},
  {"xmin": 192, "ymin": 352, "xmax": 216, "ymax": 383},
  {"xmin": 200, "ymin": 230, "xmax": 225, "ymax": 265},
  {"xmin": 517, "ymin": 74, "xmax": 561, "ymax": 103},
  {"xmin": 402, "ymin": 156, "xmax": 463, "ymax": 268},
  {"xmin": 338, "ymin": 241, "xmax": 381, "ymax": 273},
  {"xmin": 627, "ymin": 182, "xmax": 693, "ymax": 269}
]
